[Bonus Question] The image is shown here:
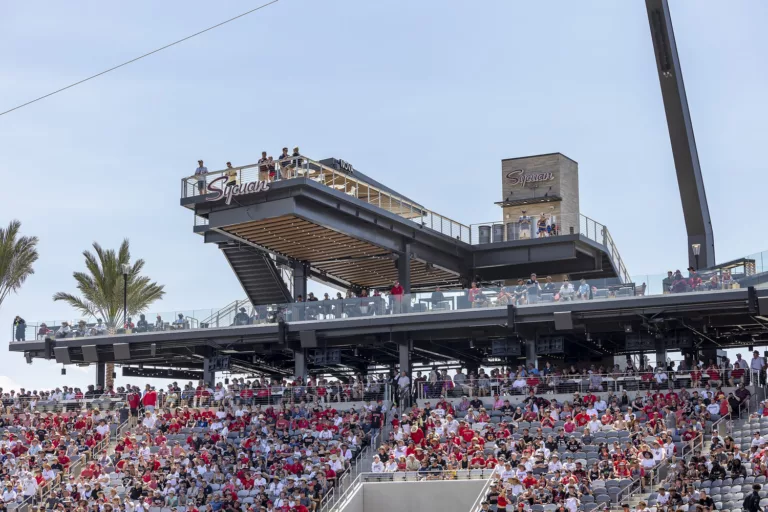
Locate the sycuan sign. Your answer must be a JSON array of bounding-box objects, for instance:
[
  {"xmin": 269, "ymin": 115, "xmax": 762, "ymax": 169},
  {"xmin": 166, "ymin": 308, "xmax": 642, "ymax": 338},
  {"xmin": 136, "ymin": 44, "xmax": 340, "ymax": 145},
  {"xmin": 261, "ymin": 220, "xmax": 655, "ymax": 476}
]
[
  {"xmin": 207, "ymin": 176, "xmax": 270, "ymax": 205},
  {"xmin": 505, "ymin": 169, "xmax": 555, "ymax": 188}
]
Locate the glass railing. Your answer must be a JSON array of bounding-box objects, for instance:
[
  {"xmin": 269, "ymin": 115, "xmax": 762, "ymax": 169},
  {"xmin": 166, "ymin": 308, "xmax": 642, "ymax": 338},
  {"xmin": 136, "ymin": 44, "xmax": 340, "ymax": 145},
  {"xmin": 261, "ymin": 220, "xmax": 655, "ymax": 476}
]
[{"xmin": 14, "ymin": 265, "xmax": 768, "ymax": 342}]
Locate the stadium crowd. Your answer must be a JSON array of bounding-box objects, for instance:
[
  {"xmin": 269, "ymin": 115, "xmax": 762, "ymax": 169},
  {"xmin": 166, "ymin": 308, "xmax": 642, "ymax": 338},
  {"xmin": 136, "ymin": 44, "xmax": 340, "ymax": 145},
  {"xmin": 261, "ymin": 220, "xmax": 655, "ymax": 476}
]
[
  {"xmin": 0, "ymin": 402, "xmax": 121, "ymax": 511},
  {"xmin": 0, "ymin": 379, "xmax": 384, "ymax": 512},
  {"xmin": 372, "ymin": 375, "xmax": 764, "ymax": 512}
]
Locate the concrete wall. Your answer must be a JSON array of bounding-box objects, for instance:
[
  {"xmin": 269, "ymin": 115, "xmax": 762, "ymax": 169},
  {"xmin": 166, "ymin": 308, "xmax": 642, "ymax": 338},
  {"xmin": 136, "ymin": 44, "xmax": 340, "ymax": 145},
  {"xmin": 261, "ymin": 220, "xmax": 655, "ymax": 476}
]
[
  {"xmin": 339, "ymin": 484, "xmax": 364, "ymax": 512},
  {"xmin": 353, "ymin": 480, "xmax": 487, "ymax": 512}
]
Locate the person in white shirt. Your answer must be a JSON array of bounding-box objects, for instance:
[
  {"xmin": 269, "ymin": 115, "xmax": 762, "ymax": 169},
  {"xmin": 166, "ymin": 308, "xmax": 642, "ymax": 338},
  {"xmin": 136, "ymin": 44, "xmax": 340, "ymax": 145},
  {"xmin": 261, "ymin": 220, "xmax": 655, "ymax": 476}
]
[
  {"xmin": 654, "ymin": 368, "xmax": 668, "ymax": 385},
  {"xmin": 751, "ymin": 351, "xmax": 765, "ymax": 374},
  {"xmin": 656, "ymin": 488, "xmax": 670, "ymax": 506},
  {"xmin": 735, "ymin": 354, "xmax": 749, "ymax": 370},
  {"xmin": 384, "ymin": 457, "xmax": 398, "ymax": 472},
  {"xmin": 141, "ymin": 412, "xmax": 156, "ymax": 429},
  {"xmin": 650, "ymin": 442, "xmax": 666, "ymax": 462},
  {"xmin": 371, "ymin": 455, "xmax": 385, "ymax": 472},
  {"xmin": 594, "ymin": 399, "xmax": 607, "ymax": 412},
  {"xmin": 2, "ymin": 483, "xmax": 17, "ymax": 503},
  {"xmin": 565, "ymin": 496, "xmax": 580, "ymax": 512},
  {"xmin": 548, "ymin": 455, "xmax": 562, "ymax": 473},
  {"xmin": 586, "ymin": 405, "xmax": 598, "ymax": 417},
  {"xmin": 588, "ymin": 418, "xmax": 602, "ymax": 432},
  {"xmin": 397, "ymin": 372, "xmax": 410, "ymax": 391},
  {"xmin": 500, "ymin": 463, "xmax": 515, "ymax": 481},
  {"xmin": 706, "ymin": 402, "xmax": 720, "ymax": 415}
]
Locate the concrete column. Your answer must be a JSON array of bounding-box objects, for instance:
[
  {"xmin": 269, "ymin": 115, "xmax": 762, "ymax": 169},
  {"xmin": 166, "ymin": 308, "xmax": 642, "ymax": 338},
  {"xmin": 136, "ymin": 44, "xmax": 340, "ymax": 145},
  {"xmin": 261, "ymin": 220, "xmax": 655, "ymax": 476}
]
[
  {"xmin": 203, "ymin": 358, "xmax": 216, "ymax": 388},
  {"xmin": 293, "ymin": 262, "xmax": 307, "ymax": 301},
  {"xmin": 95, "ymin": 363, "xmax": 106, "ymax": 388},
  {"xmin": 294, "ymin": 349, "xmax": 307, "ymax": 382},
  {"xmin": 655, "ymin": 348, "xmax": 667, "ymax": 369}
]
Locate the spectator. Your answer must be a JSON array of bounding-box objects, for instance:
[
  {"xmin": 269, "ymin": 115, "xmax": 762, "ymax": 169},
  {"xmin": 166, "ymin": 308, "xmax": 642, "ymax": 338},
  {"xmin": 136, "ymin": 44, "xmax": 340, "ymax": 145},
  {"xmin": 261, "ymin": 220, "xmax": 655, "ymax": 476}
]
[
  {"xmin": 662, "ymin": 271, "xmax": 674, "ymax": 293},
  {"xmin": 258, "ymin": 151, "xmax": 270, "ymax": 181},
  {"xmin": 390, "ymin": 281, "xmax": 404, "ymax": 314},
  {"xmin": 55, "ymin": 321, "xmax": 72, "ymax": 338},
  {"xmin": 526, "ymin": 274, "xmax": 541, "ymax": 304},
  {"xmin": 225, "ymin": 161, "xmax": 237, "ymax": 187},
  {"xmin": 13, "ymin": 316, "xmax": 25, "ymax": 342},
  {"xmin": 135, "ymin": 314, "xmax": 149, "ymax": 333},
  {"xmin": 194, "ymin": 159, "xmax": 208, "ymax": 194},
  {"xmin": 233, "ymin": 307, "xmax": 250, "ymax": 326}
]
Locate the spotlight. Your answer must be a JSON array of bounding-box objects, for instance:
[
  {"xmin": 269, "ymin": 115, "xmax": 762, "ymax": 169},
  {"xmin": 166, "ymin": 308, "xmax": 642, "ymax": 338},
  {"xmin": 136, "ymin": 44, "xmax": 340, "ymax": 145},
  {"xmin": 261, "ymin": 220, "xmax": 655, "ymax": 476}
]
[{"xmin": 624, "ymin": 324, "xmax": 633, "ymax": 333}]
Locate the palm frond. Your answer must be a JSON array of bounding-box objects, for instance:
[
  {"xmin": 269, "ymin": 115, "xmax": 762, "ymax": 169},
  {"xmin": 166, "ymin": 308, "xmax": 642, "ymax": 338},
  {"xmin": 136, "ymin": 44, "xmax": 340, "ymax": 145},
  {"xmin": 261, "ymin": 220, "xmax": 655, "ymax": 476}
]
[
  {"xmin": 55, "ymin": 239, "xmax": 165, "ymax": 327},
  {"xmin": 0, "ymin": 220, "xmax": 39, "ymax": 309}
]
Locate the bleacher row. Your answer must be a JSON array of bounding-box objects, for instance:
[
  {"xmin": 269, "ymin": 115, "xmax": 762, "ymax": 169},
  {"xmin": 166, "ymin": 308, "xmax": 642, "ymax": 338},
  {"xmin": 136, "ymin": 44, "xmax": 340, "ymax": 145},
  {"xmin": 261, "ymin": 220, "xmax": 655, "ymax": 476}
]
[
  {"xmin": 29, "ymin": 403, "xmax": 379, "ymax": 512},
  {"xmin": 0, "ymin": 407, "xmax": 124, "ymax": 511}
]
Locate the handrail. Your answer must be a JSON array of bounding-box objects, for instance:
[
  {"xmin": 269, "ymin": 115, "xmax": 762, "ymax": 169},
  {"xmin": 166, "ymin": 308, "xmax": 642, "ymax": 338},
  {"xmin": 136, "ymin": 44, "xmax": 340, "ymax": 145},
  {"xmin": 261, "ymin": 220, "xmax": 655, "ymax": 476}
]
[{"xmin": 467, "ymin": 467, "xmax": 499, "ymax": 512}]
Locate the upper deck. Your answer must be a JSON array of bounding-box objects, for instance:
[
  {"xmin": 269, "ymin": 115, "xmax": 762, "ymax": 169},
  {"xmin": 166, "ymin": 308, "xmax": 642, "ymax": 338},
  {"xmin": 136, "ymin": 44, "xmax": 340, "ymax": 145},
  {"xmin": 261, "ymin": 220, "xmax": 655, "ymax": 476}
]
[{"xmin": 181, "ymin": 155, "xmax": 630, "ymax": 300}]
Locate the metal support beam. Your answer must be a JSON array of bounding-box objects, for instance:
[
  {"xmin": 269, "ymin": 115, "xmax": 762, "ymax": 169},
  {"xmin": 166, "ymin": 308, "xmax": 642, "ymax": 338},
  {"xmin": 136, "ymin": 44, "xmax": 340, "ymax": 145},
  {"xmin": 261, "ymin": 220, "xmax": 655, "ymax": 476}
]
[
  {"xmin": 203, "ymin": 358, "xmax": 216, "ymax": 388},
  {"xmin": 293, "ymin": 262, "xmax": 308, "ymax": 301},
  {"xmin": 398, "ymin": 243, "xmax": 411, "ymax": 294},
  {"xmin": 645, "ymin": 0, "xmax": 715, "ymax": 268},
  {"xmin": 95, "ymin": 363, "xmax": 106, "ymax": 389},
  {"xmin": 294, "ymin": 349, "xmax": 307, "ymax": 382}
]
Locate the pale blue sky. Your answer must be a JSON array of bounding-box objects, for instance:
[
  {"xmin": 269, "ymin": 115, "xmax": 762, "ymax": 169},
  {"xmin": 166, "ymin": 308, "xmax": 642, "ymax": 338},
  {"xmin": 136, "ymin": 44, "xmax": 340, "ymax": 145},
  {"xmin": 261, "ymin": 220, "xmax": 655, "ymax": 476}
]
[{"xmin": 1, "ymin": 1, "xmax": 766, "ymax": 390}]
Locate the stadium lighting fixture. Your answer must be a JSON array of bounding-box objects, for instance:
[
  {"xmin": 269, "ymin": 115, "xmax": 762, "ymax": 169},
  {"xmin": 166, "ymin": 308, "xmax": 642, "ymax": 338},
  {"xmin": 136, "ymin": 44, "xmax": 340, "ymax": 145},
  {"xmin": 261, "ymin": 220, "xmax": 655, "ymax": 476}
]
[
  {"xmin": 691, "ymin": 243, "xmax": 701, "ymax": 270},
  {"xmin": 121, "ymin": 264, "xmax": 131, "ymax": 328}
]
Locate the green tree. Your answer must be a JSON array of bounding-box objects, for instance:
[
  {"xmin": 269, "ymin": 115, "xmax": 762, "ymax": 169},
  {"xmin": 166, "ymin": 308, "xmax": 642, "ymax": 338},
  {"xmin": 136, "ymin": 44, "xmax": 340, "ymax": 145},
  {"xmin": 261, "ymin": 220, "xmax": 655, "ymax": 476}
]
[
  {"xmin": 54, "ymin": 239, "xmax": 165, "ymax": 390},
  {"xmin": 53, "ymin": 239, "xmax": 165, "ymax": 328},
  {"xmin": 0, "ymin": 220, "xmax": 39, "ymax": 309}
]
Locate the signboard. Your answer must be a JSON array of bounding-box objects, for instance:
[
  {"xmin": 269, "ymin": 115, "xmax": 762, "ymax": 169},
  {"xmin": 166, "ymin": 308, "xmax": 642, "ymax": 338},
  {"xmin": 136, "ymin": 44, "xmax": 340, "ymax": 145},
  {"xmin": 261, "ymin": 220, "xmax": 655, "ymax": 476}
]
[
  {"xmin": 504, "ymin": 169, "xmax": 556, "ymax": 188},
  {"xmin": 207, "ymin": 176, "xmax": 270, "ymax": 205}
]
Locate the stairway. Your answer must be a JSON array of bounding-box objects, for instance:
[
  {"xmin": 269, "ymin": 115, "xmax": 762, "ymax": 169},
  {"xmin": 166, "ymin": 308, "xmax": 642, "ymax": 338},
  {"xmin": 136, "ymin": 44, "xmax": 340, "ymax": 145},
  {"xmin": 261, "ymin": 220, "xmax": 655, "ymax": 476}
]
[{"xmin": 220, "ymin": 244, "xmax": 293, "ymax": 305}]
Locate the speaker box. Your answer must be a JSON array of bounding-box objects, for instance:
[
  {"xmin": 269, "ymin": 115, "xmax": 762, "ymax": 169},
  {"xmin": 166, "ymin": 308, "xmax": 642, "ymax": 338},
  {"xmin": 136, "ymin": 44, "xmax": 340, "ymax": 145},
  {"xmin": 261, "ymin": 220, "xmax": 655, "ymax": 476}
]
[
  {"xmin": 553, "ymin": 311, "xmax": 573, "ymax": 331},
  {"xmin": 114, "ymin": 343, "xmax": 131, "ymax": 360},
  {"xmin": 82, "ymin": 345, "xmax": 99, "ymax": 363},
  {"xmin": 54, "ymin": 346, "xmax": 71, "ymax": 364},
  {"xmin": 300, "ymin": 331, "xmax": 318, "ymax": 348},
  {"xmin": 759, "ymin": 296, "xmax": 768, "ymax": 316},
  {"xmin": 507, "ymin": 305, "xmax": 516, "ymax": 332}
]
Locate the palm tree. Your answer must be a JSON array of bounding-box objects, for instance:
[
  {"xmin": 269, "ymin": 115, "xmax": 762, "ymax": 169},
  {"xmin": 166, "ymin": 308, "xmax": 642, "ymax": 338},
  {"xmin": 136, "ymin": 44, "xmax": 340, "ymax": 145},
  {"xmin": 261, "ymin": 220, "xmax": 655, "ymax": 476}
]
[
  {"xmin": 54, "ymin": 239, "xmax": 165, "ymax": 388},
  {"xmin": 0, "ymin": 220, "xmax": 39, "ymax": 310}
]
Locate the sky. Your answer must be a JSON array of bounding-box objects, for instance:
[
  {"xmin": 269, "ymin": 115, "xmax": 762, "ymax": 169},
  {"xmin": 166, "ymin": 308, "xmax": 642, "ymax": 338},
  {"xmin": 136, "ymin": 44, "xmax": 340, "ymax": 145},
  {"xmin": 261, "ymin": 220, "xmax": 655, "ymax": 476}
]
[{"xmin": 1, "ymin": 0, "xmax": 767, "ymax": 391}]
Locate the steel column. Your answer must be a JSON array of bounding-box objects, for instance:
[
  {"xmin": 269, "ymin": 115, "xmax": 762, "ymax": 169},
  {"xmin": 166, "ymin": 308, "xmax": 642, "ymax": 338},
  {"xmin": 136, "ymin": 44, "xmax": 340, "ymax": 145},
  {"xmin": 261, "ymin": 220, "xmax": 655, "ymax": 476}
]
[{"xmin": 645, "ymin": 0, "xmax": 715, "ymax": 268}]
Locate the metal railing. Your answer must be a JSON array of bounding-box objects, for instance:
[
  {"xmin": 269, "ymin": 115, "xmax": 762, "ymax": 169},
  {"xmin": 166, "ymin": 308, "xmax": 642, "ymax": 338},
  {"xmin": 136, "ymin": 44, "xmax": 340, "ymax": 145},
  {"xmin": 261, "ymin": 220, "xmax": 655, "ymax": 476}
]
[
  {"xmin": 415, "ymin": 369, "xmax": 760, "ymax": 400},
  {"xmin": 182, "ymin": 155, "xmax": 469, "ymax": 243},
  {"xmin": 14, "ymin": 271, "xmax": 766, "ymax": 343},
  {"xmin": 471, "ymin": 213, "xmax": 630, "ymax": 282},
  {"xmin": 467, "ymin": 468, "xmax": 500, "ymax": 512},
  {"xmin": 181, "ymin": 156, "xmax": 628, "ymax": 275},
  {"xmin": 12, "ymin": 417, "xmax": 126, "ymax": 512}
]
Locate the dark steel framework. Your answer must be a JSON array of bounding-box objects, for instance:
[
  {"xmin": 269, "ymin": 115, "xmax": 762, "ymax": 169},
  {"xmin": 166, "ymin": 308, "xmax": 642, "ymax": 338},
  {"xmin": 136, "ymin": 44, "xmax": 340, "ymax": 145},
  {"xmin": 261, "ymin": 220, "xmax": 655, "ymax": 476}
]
[
  {"xmin": 645, "ymin": 0, "xmax": 716, "ymax": 268},
  {"xmin": 13, "ymin": 287, "xmax": 768, "ymax": 385}
]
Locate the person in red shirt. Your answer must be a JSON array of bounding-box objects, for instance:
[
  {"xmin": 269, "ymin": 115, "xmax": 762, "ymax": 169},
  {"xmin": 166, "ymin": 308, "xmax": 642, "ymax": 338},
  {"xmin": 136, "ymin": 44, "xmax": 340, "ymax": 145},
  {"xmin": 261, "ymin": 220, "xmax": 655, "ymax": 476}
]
[
  {"xmin": 574, "ymin": 411, "xmax": 589, "ymax": 427},
  {"xmin": 522, "ymin": 472, "xmax": 538, "ymax": 488},
  {"xmin": 127, "ymin": 390, "xmax": 141, "ymax": 427},
  {"xmin": 409, "ymin": 425, "xmax": 425, "ymax": 446},
  {"xmin": 142, "ymin": 387, "xmax": 158, "ymax": 412},
  {"xmin": 390, "ymin": 281, "xmax": 404, "ymax": 313}
]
